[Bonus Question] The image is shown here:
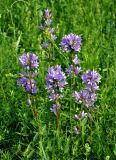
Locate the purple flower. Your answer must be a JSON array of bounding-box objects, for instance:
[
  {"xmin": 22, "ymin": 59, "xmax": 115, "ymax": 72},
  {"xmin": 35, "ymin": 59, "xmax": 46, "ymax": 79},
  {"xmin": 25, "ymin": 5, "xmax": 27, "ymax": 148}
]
[
  {"xmin": 82, "ymin": 70, "xmax": 101, "ymax": 92},
  {"xmin": 46, "ymin": 65, "xmax": 67, "ymax": 101},
  {"xmin": 49, "ymin": 28, "xmax": 54, "ymax": 33},
  {"xmin": 74, "ymin": 126, "xmax": 80, "ymax": 135},
  {"xmin": 44, "ymin": 9, "xmax": 50, "ymax": 17},
  {"xmin": 19, "ymin": 53, "xmax": 39, "ymax": 70},
  {"xmin": 19, "ymin": 53, "xmax": 29, "ymax": 69},
  {"xmin": 86, "ymin": 82, "xmax": 99, "ymax": 92},
  {"xmin": 18, "ymin": 76, "xmax": 37, "ymax": 94},
  {"xmin": 41, "ymin": 9, "xmax": 53, "ymax": 27},
  {"xmin": 50, "ymin": 103, "xmax": 61, "ymax": 115},
  {"xmin": 25, "ymin": 79, "xmax": 37, "ymax": 94},
  {"xmin": 60, "ymin": 33, "xmax": 81, "ymax": 52},
  {"xmin": 45, "ymin": 19, "xmax": 52, "ymax": 26},
  {"xmin": 43, "ymin": 9, "xmax": 52, "ymax": 19},
  {"xmin": 39, "ymin": 25, "xmax": 45, "ymax": 31},
  {"xmin": 73, "ymin": 90, "xmax": 97, "ymax": 107},
  {"xmin": 66, "ymin": 65, "xmax": 81, "ymax": 76},
  {"xmin": 18, "ymin": 53, "xmax": 39, "ymax": 95},
  {"xmin": 41, "ymin": 42, "xmax": 48, "ymax": 48},
  {"xmin": 82, "ymin": 70, "xmax": 101, "ymax": 84},
  {"xmin": 46, "ymin": 65, "xmax": 67, "ymax": 84},
  {"xmin": 74, "ymin": 111, "xmax": 87, "ymax": 121},
  {"xmin": 17, "ymin": 77, "xmax": 28, "ymax": 87},
  {"xmin": 72, "ymin": 55, "xmax": 80, "ymax": 64},
  {"xmin": 51, "ymin": 34, "xmax": 57, "ymax": 40}
]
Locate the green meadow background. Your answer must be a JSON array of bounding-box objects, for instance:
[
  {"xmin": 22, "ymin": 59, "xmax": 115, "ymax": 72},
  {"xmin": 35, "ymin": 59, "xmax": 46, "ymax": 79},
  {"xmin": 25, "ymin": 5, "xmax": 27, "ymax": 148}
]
[{"xmin": 0, "ymin": 0, "xmax": 116, "ymax": 159}]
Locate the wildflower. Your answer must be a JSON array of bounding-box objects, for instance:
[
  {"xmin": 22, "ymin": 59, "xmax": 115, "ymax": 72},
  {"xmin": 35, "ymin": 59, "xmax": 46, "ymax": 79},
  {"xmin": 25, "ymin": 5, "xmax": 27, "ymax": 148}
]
[
  {"xmin": 19, "ymin": 53, "xmax": 39, "ymax": 70},
  {"xmin": 45, "ymin": 19, "xmax": 52, "ymax": 26},
  {"xmin": 25, "ymin": 79, "xmax": 37, "ymax": 94},
  {"xmin": 82, "ymin": 70, "xmax": 101, "ymax": 84},
  {"xmin": 66, "ymin": 65, "xmax": 81, "ymax": 76},
  {"xmin": 72, "ymin": 55, "xmax": 80, "ymax": 64},
  {"xmin": 42, "ymin": 9, "xmax": 53, "ymax": 20},
  {"xmin": 17, "ymin": 77, "xmax": 28, "ymax": 87},
  {"xmin": 73, "ymin": 69, "xmax": 101, "ymax": 107},
  {"xmin": 40, "ymin": 8, "xmax": 57, "ymax": 50},
  {"xmin": 60, "ymin": 33, "xmax": 81, "ymax": 52},
  {"xmin": 49, "ymin": 27, "xmax": 55, "ymax": 33},
  {"xmin": 74, "ymin": 126, "xmax": 80, "ymax": 135},
  {"xmin": 50, "ymin": 103, "xmax": 61, "ymax": 115},
  {"xmin": 46, "ymin": 65, "xmax": 67, "ymax": 115},
  {"xmin": 82, "ymin": 70, "xmax": 101, "ymax": 92},
  {"xmin": 73, "ymin": 90, "xmax": 97, "ymax": 107},
  {"xmin": 41, "ymin": 42, "xmax": 48, "ymax": 48},
  {"xmin": 46, "ymin": 65, "xmax": 67, "ymax": 101},
  {"xmin": 18, "ymin": 53, "xmax": 39, "ymax": 95},
  {"xmin": 74, "ymin": 110, "xmax": 87, "ymax": 120},
  {"xmin": 51, "ymin": 34, "xmax": 57, "ymax": 40}
]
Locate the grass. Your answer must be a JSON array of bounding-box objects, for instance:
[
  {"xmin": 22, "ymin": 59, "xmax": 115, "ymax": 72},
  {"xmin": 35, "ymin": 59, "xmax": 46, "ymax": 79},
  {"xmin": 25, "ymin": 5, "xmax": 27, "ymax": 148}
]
[{"xmin": 0, "ymin": 0, "xmax": 116, "ymax": 159}]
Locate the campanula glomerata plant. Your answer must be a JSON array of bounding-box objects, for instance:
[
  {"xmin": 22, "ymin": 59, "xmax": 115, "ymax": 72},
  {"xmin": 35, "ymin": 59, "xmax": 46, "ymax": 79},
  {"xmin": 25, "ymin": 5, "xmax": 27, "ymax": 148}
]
[
  {"xmin": 46, "ymin": 65, "xmax": 67, "ymax": 128},
  {"xmin": 18, "ymin": 53, "xmax": 39, "ymax": 120},
  {"xmin": 38, "ymin": 8, "xmax": 102, "ymax": 134},
  {"xmin": 1, "ymin": 1, "xmax": 115, "ymax": 159}
]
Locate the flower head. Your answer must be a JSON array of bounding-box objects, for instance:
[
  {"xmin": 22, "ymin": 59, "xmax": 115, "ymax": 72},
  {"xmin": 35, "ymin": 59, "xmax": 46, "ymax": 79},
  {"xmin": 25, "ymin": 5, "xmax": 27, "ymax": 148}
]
[
  {"xmin": 50, "ymin": 103, "xmax": 61, "ymax": 115},
  {"xmin": 72, "ymin": 55, "xmax": 80, "ymax": 64},
  {"xmin": 25, "ymin": 79, "xmax": 37, "ymax": 94},
  {"xmin": 46, "ymin": 65, "xmax": 67, "ymax": 88},
  {"xmin": 46, "ymin": 65, "xmax": 67, "ymax": 101},
  {"xmin": 49, "ymin": 27, "xmax": 55, "ymax": 33},
  {"xmin": 82, "ymin": 70, "xmax": 101, "ymax": 84},
  {"xmin": 19, "ymin": 53, "xmax": 39, "ymax": 70},
  {"xmin": 66, "ymin": 65, "xmax": 81, "ymax": 76},
  {"xmin": 51, "ymin": 34, "xmax": 57, "ymax": 40},
  {"xmin": 82, "ymin": 70, "xmax": 101, "ymax": 92},
  {"xmin": 74, "ymin": 126, "xmax": 80, "ymax": 135},
  {"xmin": 45, "ymin": 19, "xmax": 52, "ymax": 26},
  {"xmin": 18, "ymin": 53, "xmax": 39, "ymax": 95},
  {"xmin": 43, "ymin": 9, "xmax": 52, "ymax": 20},
  {"xmin": 73, "ymin": 90, "xmax": 97, "ymax": 107},
  {"xmin": 74, "ymin": 111, "xmax": 87, "ymax": 121},
  {"xmin": 41, "ymin": 42, "xmax": 48, "ymax": 48},
  {"xmin": 60, "ymin": 33, "xmax": 81, "ymax": 52},
  {"xmin": 17, "ymin": 77, "xmax": 28, "ymax": 87}
]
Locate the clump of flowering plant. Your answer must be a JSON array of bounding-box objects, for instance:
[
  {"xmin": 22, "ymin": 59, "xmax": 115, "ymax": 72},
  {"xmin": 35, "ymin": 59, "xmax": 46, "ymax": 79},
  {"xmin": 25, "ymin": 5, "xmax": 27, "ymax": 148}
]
[
  {"xmin": 73, "ymin": 70, "xmax": 101, "ymax": 108},
  {"xmin": 18, "ymin": 53, "xmax": 39, "ymax": 107},
  {"xmin": 59, "ymin": 31, "xmax": 101, "ymax": 135},
  {"xmin": 73, "ymin": 70, "xmax": 101, "ymax": 134},
  {"xmin": 39, "ymin": 9, "xmax": 102, "ymax": 135},
  {"xmin": 46, "ymin": 65, "xmax": 67, "ymax": 128},
  {"xmin": 39, "ymin": 9, "xmax": 57, "ymax": 51}
]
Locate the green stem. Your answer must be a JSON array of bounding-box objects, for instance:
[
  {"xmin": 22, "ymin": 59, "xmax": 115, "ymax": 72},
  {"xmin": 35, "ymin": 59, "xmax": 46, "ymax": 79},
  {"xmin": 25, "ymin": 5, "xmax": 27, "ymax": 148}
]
[{"xmin": 56, "ymin": 108, "xmax": 60, "ymax": 130}]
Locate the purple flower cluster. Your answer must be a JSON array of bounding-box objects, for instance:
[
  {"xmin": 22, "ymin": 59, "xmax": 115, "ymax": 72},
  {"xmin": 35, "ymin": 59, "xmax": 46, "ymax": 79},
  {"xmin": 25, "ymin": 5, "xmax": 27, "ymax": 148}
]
[
  {"xmin": 42, "ymin": 9, "xmax": 53, "ymax": 26},
  {"xmin": 66, "ymin": 55, "xmax": 81, "ymax": 76},
  {"xmin": 46, "ymin": 65, "xmax": 67, "ymax": 115},
  {"xmin": 39, "ymin": 9, "xmax": 57, "ymax": 48},
  {"xmin": 82, "ymin": 70, "xmax": 101, "ymax": 92},
  {"xmin": 60, "ymin": 33, "xmax": 81, "ymax": 52},
  {"xmin": 18, "ymin": 53, "xmax": 39, "ymax": 95},
  {"xmin": 19, "ymin": 53, "xmax": 39, "ymax": 70},
  {"xmin": 73, "ymin": 70, "xmax": 101, "ymax": 107}
]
